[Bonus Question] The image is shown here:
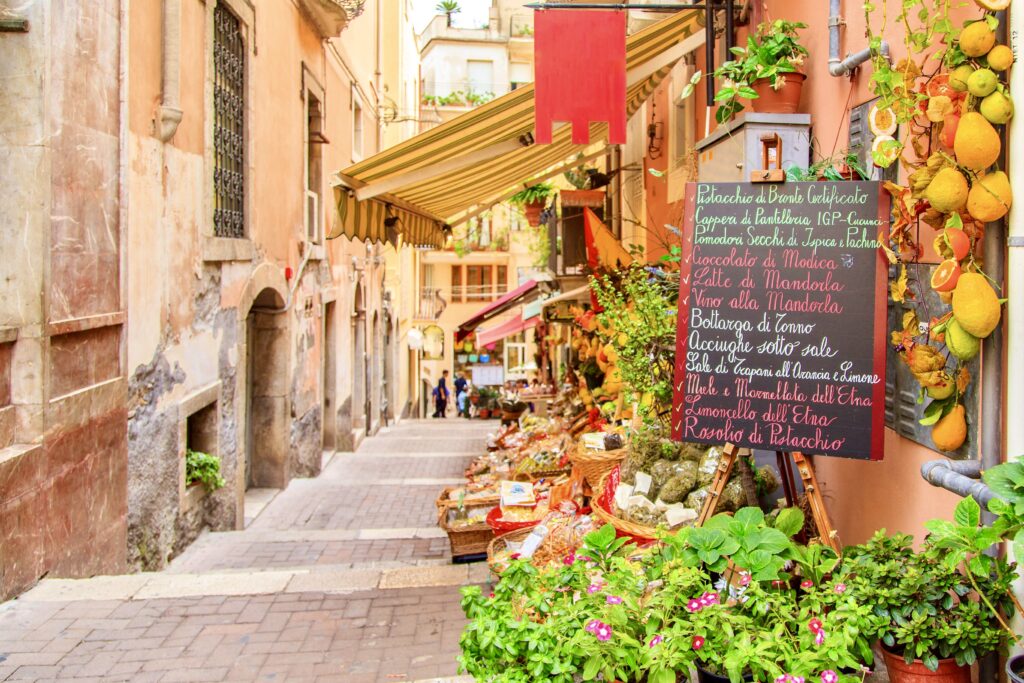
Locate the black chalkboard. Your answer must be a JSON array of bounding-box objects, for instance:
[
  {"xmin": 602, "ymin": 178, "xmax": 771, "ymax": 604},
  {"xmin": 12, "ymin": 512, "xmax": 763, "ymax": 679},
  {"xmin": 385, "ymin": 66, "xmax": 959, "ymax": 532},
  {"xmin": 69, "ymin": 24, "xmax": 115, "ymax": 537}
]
[{"xmin": 670, "ymin": 181, "xmax": 890, "ymax": 460}]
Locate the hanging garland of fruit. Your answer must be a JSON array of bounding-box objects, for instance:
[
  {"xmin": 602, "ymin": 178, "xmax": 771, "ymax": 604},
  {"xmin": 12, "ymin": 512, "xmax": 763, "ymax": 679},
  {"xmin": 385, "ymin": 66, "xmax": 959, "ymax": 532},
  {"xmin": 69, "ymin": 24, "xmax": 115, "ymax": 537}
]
[{"xmin": 865, "ymin": 0, "xmax": 1011, "ymax": 452}]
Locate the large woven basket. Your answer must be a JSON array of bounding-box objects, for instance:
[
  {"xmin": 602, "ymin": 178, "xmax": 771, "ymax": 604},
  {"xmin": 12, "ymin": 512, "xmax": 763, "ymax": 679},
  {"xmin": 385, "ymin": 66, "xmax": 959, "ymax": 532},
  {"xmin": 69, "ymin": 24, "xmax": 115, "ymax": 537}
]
[
  {"xmin": 592, "ymin": 469, "xmax": 660, "ymax": 542},
  {"xmin": 486, "ymin": 527, "xmax": 534, "ymax": 576},
  {"xmin": 437, "ymin": 500, "xmax": 495, "ymax": 558},
  {"xmin": 569, "ymin": 446, "xmax": 627, "ymax": 489},
  {"xmin": 435, "ymin": 486, "xmax": 499, "ymax": 511}
]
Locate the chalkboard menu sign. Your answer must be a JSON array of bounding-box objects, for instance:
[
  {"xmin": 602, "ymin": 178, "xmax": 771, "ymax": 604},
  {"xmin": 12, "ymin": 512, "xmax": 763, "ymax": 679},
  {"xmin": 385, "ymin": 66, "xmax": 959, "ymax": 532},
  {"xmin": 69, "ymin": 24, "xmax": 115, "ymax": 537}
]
[{"xmin": 671, "ymin": 182, "xmax": 890, "ymax": 460}]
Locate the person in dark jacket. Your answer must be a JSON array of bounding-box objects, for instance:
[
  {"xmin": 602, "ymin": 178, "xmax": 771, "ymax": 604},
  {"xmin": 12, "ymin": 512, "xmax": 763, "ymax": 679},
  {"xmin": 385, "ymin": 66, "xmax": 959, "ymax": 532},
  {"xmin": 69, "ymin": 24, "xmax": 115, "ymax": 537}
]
[
  {"xmin": 453, "ymin": 372, "xmax": 468, "ymax": 417},
  {"xmin": 433, "ymin": 370, "xmax": 450, "ymax": 418}
]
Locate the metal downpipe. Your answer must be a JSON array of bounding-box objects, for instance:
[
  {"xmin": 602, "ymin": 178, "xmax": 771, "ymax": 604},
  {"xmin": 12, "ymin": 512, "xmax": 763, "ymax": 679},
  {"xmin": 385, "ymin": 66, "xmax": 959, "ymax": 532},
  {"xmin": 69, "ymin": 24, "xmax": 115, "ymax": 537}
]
[{"xmin": 828, "ymin": 0, "xmax": 890, "ymax": 77}]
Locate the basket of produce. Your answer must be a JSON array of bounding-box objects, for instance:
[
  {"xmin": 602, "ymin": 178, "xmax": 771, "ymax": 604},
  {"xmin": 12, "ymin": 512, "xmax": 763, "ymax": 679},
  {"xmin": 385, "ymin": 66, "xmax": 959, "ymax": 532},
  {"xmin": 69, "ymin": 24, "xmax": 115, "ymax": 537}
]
[
  {"xmin": 500, "ymin": 399, "xmax": 529, "ymax": 421},
  {"xmin": 487, "ymin": 504, "xmax": 594, "ymax": 576},
  {"xmin": 512, "ymin": 445, "xmax": 570, "ymax": 479},
  {"xmin": 569, "ymin": 432, "xmax": 628, "ymax": 488},
  {"xmin": 436, "ymin": 485, "xmax": 499, "ymax": 510},
  {"xmin": 486, "ymin": 501, "xmax": 549, "ymax": 534},
  {"xmin": 437, "ymin": 499, "xmax": 495, "ymax": 558}
]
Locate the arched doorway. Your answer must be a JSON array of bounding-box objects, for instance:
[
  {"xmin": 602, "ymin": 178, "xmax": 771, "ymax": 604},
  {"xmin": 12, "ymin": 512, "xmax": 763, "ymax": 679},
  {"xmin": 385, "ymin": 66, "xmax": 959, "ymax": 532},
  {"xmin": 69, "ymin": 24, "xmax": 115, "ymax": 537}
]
[{"xmin": 245, "ymin": 287, "xmax": 289, "ymax": 489}]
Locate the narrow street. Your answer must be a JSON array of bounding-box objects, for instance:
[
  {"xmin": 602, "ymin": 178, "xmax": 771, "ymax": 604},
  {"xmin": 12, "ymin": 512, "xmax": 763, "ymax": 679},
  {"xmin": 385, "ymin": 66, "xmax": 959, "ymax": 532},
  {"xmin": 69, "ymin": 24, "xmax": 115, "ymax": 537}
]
[{"xmin": 0, "ymin": 420, "xmax": 492, "ymax": 683}]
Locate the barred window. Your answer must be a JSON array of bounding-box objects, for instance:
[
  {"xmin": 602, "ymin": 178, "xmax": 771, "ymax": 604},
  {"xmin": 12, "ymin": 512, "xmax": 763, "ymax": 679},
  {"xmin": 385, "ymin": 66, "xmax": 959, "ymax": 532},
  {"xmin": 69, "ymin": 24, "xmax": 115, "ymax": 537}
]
[{"xmin": 213, "ymin": 4, "xmax": 245, "ymax": 238}]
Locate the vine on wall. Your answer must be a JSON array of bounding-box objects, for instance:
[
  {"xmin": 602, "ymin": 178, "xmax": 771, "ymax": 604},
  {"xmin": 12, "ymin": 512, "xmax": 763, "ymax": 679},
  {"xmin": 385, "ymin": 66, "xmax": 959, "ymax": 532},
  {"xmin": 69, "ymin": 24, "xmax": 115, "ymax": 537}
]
[{"xmin": 865, "ymin": 0, "xmax": 1011, "ymax": 452}]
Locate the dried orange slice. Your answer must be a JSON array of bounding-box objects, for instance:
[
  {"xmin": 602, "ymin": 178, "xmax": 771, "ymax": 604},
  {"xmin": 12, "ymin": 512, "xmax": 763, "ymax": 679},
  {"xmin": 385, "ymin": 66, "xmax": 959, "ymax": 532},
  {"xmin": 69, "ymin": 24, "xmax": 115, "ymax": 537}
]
[
  {"xmin": 869, "ymin": 104, "xmax": 898, "ymax": 136},
  {"xmin": 974, "ymin": 0, "xmax": 1010, "ymax": 12},
  {"xmin": 931, "ymin": 259, "xmax": 962, "ymax": 292}
]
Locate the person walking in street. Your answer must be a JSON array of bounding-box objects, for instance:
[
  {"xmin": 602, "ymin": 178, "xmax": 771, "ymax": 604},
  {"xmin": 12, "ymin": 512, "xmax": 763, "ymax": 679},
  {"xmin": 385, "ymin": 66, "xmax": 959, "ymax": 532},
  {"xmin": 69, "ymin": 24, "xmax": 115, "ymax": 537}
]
[
  {"xmin": 433, "ymin": 370, "xmax": 450, "ymax": 418},
  {"xmin": 454, "ymin": 371, "xmax": 469, "ymax": 417}
]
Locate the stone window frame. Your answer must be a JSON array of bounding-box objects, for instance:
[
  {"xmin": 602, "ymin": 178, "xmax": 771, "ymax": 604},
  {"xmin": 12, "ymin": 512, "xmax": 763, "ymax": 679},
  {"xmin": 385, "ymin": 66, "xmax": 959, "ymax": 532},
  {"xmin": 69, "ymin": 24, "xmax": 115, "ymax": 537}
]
[
  {"xmin": 303, "ymin": 64, "xmax": 327, "ymax": 259},
  {"xmin": 203, "ymin": 0, "xmax": 257, "ymax": 263},
  {"xmin": 178, "ymin": 381, "xmax": 222, "ymax": 512}
]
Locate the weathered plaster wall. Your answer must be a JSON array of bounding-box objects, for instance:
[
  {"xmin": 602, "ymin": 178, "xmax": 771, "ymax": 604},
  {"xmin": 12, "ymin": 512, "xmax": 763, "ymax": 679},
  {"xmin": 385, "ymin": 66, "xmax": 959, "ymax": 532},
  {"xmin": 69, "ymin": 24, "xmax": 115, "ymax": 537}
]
[{"xmin": 0, "ymin": 0, "xmax": 128, "ymax": 599}]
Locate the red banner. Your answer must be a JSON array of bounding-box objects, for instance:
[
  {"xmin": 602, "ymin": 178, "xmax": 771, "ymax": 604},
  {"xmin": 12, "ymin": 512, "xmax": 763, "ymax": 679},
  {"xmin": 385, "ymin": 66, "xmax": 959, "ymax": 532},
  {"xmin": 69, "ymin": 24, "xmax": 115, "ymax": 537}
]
[{"xmin": 534, "ymin": 9, "xmax": 627, "ymax": 145}]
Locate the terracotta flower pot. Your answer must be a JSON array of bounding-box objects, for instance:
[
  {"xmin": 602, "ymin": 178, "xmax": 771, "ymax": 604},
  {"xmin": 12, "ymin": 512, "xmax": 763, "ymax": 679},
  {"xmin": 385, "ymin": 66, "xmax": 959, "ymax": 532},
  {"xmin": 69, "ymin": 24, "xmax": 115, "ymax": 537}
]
[
  {"xmin": 478, "ymin": 409, "xmax": 490, "ymax": 419},
  {"xmin": 523, "ymin": 200, "xmax": 546, "ymax": 227},
  {"xmin": 881, "ymin": 646, "xmax": 970, "ymax": 683},
  {"xmin": 751, "ymin": 72, "xmax": 806, "ymax": 114}
]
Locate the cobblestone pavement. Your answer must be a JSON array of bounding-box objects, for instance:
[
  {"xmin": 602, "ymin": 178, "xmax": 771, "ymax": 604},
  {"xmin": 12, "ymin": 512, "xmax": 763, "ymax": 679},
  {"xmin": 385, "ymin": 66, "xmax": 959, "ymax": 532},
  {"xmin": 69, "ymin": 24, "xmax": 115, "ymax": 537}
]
[{"xmin": 0, "ymin": 419, "xmax": 493, "ymax": 683}]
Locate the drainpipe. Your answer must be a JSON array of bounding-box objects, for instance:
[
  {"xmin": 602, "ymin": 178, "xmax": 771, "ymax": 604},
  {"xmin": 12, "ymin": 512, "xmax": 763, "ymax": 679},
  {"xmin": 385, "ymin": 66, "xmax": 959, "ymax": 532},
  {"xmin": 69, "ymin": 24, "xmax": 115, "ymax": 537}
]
[
  {"xmin": 828, "ymin": 0, "xmax": 890, "ymax": 77},
  {"xmin": 920, "ymin": 459, "xmax": 997, "ymax": 509},
  {"xmin": 157, "ymin": 0, "xmax": 183, "ymax": 142}
]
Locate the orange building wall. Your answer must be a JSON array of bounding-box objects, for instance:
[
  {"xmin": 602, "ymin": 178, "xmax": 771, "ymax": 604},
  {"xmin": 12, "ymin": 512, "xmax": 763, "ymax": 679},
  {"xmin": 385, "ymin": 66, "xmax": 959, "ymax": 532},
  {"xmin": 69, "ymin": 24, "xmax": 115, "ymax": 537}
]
[{"xmin": 645, "ymin": 0, "xmax": 984, "ymax": 544}]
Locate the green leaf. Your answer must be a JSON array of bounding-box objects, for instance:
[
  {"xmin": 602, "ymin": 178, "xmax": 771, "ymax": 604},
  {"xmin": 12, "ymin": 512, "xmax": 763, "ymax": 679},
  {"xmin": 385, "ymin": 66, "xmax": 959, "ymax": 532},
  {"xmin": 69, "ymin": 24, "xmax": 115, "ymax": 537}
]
[
  {"xmin": 582, "ymin": 656, "xmax": 601, "ymax": 680},
  {"xmin": 919, "ymin": 400, "xmax": 945, "ymax": 426},
  {"xmin": 774, "ymin": 507, "xmax": 805, "ymax": 537},
  {"xmin": 1014, "ymin": 529, "xmax": 1024, "ymax": 561},
  {"xmin": 650, "ymin": 668, "xmax": 676, "ymax": 683},
  {"xmin": 923, "ymin": 654, "xmax": 939, "ymax": 672},
  {"xmin": 954, "ymin": 496, "xmax": 981, "ymax": 528}
]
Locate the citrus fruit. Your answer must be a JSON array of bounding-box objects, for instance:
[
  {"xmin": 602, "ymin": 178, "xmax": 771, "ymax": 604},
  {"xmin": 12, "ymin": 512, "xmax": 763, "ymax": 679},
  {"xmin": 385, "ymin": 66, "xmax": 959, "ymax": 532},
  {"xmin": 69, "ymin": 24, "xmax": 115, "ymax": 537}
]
[
  {"xmin": 926, "ymin": 167, "xmax": 970, "ymax": 213},
  {"xmin": 932, "ymin": 404, "xmax": 968, "ymax": 452},
  {"xmin": 950, "ymin": 64, "xmax": 975, "ymax": 92},
  {"xmin": 926, "ymin": 74, "xmax": 957, "ymax": 99},
  {"xmin": 931, "ymin": 259, "xmax": 963, "ymax": 292},
  {"xmin": 967, "ymin": 171, "xmax": 1013, "ymax": 222},
  {"xmin": 941, "ymin": 113, "xmax": 960, "ymax": 149},
  {"xmin": 974, "ymin": 0, "xmax": 1010, "ymax": 11},
  {"xmin": 869, "ymin": 104, "xmax": 898, "ymax": 136},
  {"xmin": 944, "ymin": 226, "xmax": 971, "ymax": 260},
  {"xmin": 952, "ymin": 272, "xmax": 1001, "ymax": 337},
  {"xmin": 945, "ymin": 318, "xmax": 980, "ymax": 360},
  {"xmin": 954, "ymin": 112, "xmax": 1001, "ymax": 170},
  {"xmin": 980, "ymin": 91, "xmax": 1014, "ymax": 124},
  {"xmin": 967, "ymin": 68, "xmax": 999, "ymax": 97},
  {"xmin": 960, "ymin": 21, "xmax": 997, "ymax": 58},
  {"xmin": 987, "ymin": 44, "xmax": 1014, "ymax": 71},
  {"xmin": 927, "ymin": 372, "xmax": 956, "ymax": 400}
]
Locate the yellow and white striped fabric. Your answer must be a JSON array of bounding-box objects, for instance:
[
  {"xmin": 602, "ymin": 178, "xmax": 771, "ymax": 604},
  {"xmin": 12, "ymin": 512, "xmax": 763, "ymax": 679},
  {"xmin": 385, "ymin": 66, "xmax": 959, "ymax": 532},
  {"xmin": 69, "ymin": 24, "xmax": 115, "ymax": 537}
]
[{"xmin": 330, "ymin": 9, "xmax": 702, "ymax": 246}]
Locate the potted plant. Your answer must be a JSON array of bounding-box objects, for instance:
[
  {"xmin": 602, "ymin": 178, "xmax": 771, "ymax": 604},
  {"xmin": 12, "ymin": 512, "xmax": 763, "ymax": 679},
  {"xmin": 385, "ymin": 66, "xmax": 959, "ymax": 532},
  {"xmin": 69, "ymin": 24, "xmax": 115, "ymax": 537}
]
[
  {"xmin": 785, "ymin": 151, "xmax": 870, "ymax": 182},
  {"xmin": 684, "ymin": 20, "xmax": 808, "ymax": 125},
  {"xmin": 843, "ymin": 528, "xmax": 1012, "ymax": 683},
  {"xmin": 509, "ymin": 182, "xmax": 556, "ymax": 227}
]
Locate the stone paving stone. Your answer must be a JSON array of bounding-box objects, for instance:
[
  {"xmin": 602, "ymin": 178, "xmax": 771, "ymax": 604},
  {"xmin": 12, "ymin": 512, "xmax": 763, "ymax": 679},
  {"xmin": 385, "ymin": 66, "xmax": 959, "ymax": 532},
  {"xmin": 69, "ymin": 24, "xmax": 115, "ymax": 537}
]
[{"xmin": 0, "ymin": 420, "xmax": 495, "ymax": 682}]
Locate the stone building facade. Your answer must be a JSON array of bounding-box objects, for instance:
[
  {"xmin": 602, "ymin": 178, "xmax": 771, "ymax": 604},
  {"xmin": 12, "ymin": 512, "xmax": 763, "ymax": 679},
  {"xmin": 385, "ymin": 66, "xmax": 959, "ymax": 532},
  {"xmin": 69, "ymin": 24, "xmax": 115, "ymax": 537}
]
[{"xmin": 0, "ymin": 0, "xmax": 422, "ymax": 597}]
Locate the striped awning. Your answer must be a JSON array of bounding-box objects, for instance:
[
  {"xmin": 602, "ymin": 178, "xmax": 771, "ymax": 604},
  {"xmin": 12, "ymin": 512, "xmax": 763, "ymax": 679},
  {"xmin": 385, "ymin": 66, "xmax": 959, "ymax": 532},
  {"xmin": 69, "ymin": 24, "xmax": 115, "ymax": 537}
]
[{"xmin": 330, "ymin": 9, "xmax": 704, "ymax": 244}]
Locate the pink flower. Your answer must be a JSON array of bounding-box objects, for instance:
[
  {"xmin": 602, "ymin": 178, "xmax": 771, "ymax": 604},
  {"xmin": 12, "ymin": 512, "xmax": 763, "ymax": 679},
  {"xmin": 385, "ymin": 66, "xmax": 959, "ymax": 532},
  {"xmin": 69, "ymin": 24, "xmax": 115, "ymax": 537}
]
[
  {"xmin": 488, "ymin": 592, "xmax": 495, "ymax": 598},
  {"xmin": 606, "ymin": 595, "xmax": 623, "ymax": 605},
  {"xmin": 692, "ymin": 635, "xmax": 705, "ymax": 651},
  {"xmin": 775, "ymin": 676, "xmax": 790, "ymax": 683},
  {"xmin": 594, "ymin": 622, "xmax": 613, "ymax": 641},
  {"xmin": 821, "ymin": 670, "xmax": 839, "ymax": 683},
  {"xmin": 834, "ymin": 583, "xmax": 847, "ymax": 594},
  {"xmin": 510, "ymin": 553, "xmax": 521, "ymax": 560},
  {"xmin": 649, "ymin": 635, "xmax": 664, "ymax": 648},
  {"xmin": 801, "ymin": 580, "xmax": 814, "ymax": 589},
  {"xmin": 739, "ymin": 572, "xmax": 752, "ymax": 586},
  {"xmin": 686, "ymin": 598, "xmax": 703, "ymax": 613},
  {"xmin": 587, "ymin": 583, "xmax": 602, "ymax": 594},
  {"xmin": 794, "ymin": 677, "xmax": 805, "ymax": 683},
  {"xmin": 808, "ymin": 618, "xmax": 823, "ymax": 634},
  {"xmin": 578, "ymin": 555, "xmax": 592, "ymax": 562},
  {"xmin": 563, "ymin": 553, "xmax": 576, "ymax": 565},
  {"xmin": 815, "ymin": 629, "xmax": 827, "ymax": 646},
  {"xmin": 700, "ymin": 591, "xmax": 720, "ymax": 606},
  {"xmin": 586, "ymin": 619, "xmax": 602, "ymax": 634}
]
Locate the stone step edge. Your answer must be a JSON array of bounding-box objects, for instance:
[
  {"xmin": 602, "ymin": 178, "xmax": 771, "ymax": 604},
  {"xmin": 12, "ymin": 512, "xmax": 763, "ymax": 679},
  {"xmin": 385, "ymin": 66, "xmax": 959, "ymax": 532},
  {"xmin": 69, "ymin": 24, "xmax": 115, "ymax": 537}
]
[
  {"xmin": 18, "ymin": 562, "xmax": 493, "ymax": 603},
  {"xmin": 181, "ymin": 525, "xmax": 449, "ymax": 545}
]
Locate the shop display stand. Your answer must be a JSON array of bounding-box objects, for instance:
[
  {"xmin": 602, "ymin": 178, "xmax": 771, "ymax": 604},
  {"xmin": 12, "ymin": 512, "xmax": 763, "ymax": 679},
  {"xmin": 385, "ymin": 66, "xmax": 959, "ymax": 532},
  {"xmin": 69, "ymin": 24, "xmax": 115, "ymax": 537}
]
[{"xmin": 695, "ymin": 443, "xmax": 840, "ymax": 553}]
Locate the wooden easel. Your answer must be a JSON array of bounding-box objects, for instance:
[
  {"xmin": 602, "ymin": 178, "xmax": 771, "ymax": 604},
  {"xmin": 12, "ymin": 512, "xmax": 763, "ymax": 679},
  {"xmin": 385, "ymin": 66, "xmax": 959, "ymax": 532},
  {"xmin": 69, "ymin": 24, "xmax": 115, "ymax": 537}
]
[{"xmin": 696, "ymin": 442, "xmax": 840, "ymax": 552}]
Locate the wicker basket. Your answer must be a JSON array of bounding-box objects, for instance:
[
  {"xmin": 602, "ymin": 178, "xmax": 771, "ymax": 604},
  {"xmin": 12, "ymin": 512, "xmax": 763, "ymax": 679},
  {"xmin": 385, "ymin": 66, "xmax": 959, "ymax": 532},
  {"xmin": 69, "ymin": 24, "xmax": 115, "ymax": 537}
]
[
  {"xmin": 569, "ymin": 446, "xmax": 627, "ymax": 489},
  {"xmin": 592, "ymin": 469, "xmax": 661, "ymax": 542},
  {"xmin": 437, "ymin": 500, "xmax": 496, "ymax": 558},
  {"xmin": 486, "ymin": 527, "xmax": 534, "ymax": 576},
  {"xmin": 435, "ymin": 486, "xmax": 499, "ymax": 511}
]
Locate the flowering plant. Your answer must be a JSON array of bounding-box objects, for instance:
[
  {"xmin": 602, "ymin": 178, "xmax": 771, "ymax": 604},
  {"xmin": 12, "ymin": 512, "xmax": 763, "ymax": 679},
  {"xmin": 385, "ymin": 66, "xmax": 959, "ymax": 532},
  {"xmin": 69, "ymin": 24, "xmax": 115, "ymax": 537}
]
[{"xmin": 844, "ymin": 528, "xmax": 1013, "ymax": 671}]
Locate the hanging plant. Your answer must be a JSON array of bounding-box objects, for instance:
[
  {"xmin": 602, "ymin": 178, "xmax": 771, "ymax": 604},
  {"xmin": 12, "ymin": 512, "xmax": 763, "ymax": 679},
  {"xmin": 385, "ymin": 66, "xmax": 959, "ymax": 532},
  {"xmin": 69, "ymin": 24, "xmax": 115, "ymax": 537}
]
[{"xmin": 867, "ymin": 0, "xmax": 1012, "ymax": 453}]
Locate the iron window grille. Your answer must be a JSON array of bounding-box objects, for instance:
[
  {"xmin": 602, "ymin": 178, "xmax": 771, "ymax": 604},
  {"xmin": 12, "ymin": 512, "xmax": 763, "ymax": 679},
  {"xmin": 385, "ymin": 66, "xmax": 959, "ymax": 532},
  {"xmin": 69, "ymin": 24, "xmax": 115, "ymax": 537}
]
[{"xmin": 213, "ymin": 3, "xmax": 246, "ymax": 238}]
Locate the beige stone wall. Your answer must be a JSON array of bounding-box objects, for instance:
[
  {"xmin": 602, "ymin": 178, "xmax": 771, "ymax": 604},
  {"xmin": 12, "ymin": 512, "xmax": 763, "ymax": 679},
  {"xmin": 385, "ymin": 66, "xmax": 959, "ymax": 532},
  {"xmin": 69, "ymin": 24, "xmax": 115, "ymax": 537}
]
[{"xmin": 121, "ymin": 0, "xmax": 407, "ymax": 571}]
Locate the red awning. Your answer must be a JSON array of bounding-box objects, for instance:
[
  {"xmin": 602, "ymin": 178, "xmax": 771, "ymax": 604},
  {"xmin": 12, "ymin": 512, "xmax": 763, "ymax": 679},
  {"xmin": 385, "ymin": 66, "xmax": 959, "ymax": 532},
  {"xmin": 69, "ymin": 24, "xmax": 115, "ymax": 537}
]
[
  {"xmin": 455, "ymin": 279, "xmax": 540, "ymax": 342},
  {"xmin": 477, "ymin": 314, "xmax": 541, "ymax": 348}
]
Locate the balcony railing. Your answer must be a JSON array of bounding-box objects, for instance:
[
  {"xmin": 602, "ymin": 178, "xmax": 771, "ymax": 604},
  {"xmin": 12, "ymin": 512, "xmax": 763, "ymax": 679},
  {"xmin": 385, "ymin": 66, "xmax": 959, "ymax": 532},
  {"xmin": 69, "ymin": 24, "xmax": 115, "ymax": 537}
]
[
  {"xmin": 417, "ymin": 288, "xmax": 448, "ymax": 321},
  {"xmin": 452, "ymin": 283, "xmax": 509, "ymax": 303}
]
